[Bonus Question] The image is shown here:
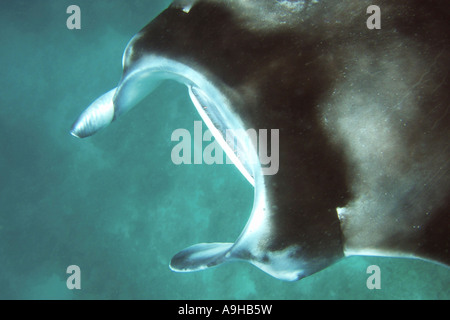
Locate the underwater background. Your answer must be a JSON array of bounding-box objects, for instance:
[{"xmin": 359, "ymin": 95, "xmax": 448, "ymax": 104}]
[{"xmin": 0, "ymin": 0, "xmax": 448, "ymax": 300}]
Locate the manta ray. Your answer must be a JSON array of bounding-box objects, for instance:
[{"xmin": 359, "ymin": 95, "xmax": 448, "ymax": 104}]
[{"xmin": 70, "ymin": 0, "xmax": 449, "ymax": 281}]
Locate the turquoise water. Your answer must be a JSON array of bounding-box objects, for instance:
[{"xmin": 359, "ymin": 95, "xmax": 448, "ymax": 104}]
[{"xmin": 0, "ymin": 0, "xmax": 448, "ymax": 300}]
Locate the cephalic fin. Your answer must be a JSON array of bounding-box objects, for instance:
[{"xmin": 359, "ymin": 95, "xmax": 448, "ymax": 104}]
[{"xmin": 169, "ymin": 242, "xmax": 234, "ymax": 272}]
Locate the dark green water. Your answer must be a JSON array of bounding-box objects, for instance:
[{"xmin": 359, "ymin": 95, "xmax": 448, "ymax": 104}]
[{"xmin": 0, "ymin": 0, "xmax": 448, "ymax": 299}]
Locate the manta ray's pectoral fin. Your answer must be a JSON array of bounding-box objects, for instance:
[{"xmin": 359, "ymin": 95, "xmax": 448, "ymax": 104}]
[{"xmin": 170, "ymin": 242, "xmax": 235, "ymax": 272}]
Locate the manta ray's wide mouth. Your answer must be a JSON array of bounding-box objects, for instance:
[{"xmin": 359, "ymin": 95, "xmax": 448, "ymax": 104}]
[{"xmin": 70, "ymin": 48, "xmax": 271, "ymax": 280}]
